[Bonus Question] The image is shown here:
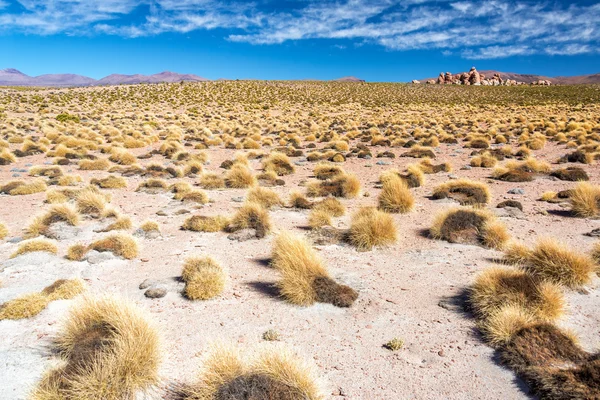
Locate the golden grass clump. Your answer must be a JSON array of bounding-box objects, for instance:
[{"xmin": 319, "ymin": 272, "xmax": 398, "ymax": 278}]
[
  {"xmin": 0, "ymin": 293, "xmax": 49, "ymax": 320},
  {"xmin": 246, "ymin": 187, "xmax": 283, "ymax": 209},
  {"xmin": 109, "ymin": 148, "xmax": 137, "ymax": 165},
  {"xmin": 505, "ymin": 239, "xmax": 595, "ymax": 288},
  {"xmin": 90, "ymin": 175, "xmax": 127, "ymax": 189},
  {"xmin": 32, "ymin": 296, "xmax": 160, "ymax": 399},
  {"xmin": 227, "ymin": 202, "xmax": 272, "ymax": 238},
  {"xmin": 348, "ymin": 207, "xmax": 397, "ymax": 251},
  {"xmin": 100, "ymin": 215, "xmax": 132, "ymax": 232},
  {"xmin": 430, "ymin": 208, "xmax": 509, "ymax": 249},
  {"xmin": 289, "ymin": 191, "xmax": 313, "ymax": 209},
  {"xmin": 88, "ymin": 233, "xmax": 138, "ymax": 260},
  {"xmin": 314, "ymin": 197, "xmax": 345, "ymax": 217},
  {"xmin": 263, "ymin": 152, "xmax": 295, "ymax": 176},
  {"xmin": 2, "ymin": 179, "xmax": 47, "ymax": 196},
  {"xmin": 66, "ymin": 244, "xmax": 88, "ymax": 261},
  {"xmin": 200, "ymin": 173, "xmax": 226, "ymax": 189},
  {"xmin": 0, "ymin": 148, "xmax": 16, "ymax": 165},
  {"xmin": 140, "ymin": 220, "xmax": 160, "ymax": 233},
  {"xmin": 470, "ymin": 152, "xmax": 498, "ymax": 168},
  {"xmin": 308, "ymin": 209, "xmax": 332, "ymax": 229},
  {"xmin": 0, "ymin": 222, "xmax": 8, "ymax": 240},
  {"xmin": 469, "ymin": 268, "xmax": 564, "ymax": 322},
  {"xmin": 271, "ymin": 232, "xmax": 357, "ymax": 307},
  {"xmin": 306, "ymin": 174, "xmax": 360, "ymax": 198},
  {"xmin": 56, "ymin": 174, "xmax": 83, "ymax": 186},
  {"xmin": 182, "ymin": 215, "xmax": 229, "ymax": 232},
  {"xmin": 378, "ymin": 176, "xmax": 414, "ymax": 214},
  {"xmin": 592, "ymin": 242, "xmax": 600, "ymax": 264},
  {"xmin": 0, "ymin": 279, "xmax": 85, "ymax": 320},
  {"xmin": 178, "ymin": 190, "xmax": 209, "ymax": 204},
  {"xmin": 136, "ymin": 178, "xmax": 168, "ymax": 192},
  {"xmin": 225, "ymin": 164, "xmax": 257, "ymax": 188},
  {"xmin": 169, "ymin": 181, "xmax": 193, "ymax": 195},
  {"xmin": 432, "ymin": 179, "xmax": 490, "ymax": 206},
  {"xmin": 182, "ymin": 345, "xmax": 323, "ymax": 400},
  {"xmin": 182, "ymin": 256, "xmax": 227, "ymax": 300},
  {"xmin": 26, "ymin": 203, "xmax": 80, "ymax": 238},
  {"xmin": 569, "ymin": 182, "xmax": 600, "ymax": 218},
  {"xmin": 41, "ymin": 279, "xmax": 86, "ymax": 301},
  {"xmin": 481, "ymin": 304, "xmax": 536, "ymax": 347},
  {"xmin": 11, "ymin": 238, "xmax": 58, "ymax": 258},
  {"xmin": 76, "ymin": 188, "xmax": 108, "ymax": 216},
  {"xmin": 78, "ymin": 158, "xmax": 110, "ymax": 171},
  {"xmin": 29, "ymin": 165, "xmax": 63, "ymax": 178},
  {"xmin": 314, "ymin": 163, "xmax": 345, "ymax": 180},
  {"xmin": 418, "ymin": 158, "xmax": 452, "ymax": 174}
]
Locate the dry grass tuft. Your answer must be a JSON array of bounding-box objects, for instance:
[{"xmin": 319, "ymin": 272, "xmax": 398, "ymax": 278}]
[
  {"xmin": 306, "ymin": 174, "xmax": 360, "ymax": 198},
  {"xmin": 90, "ymin": 175, "xmax": 127, "ymax": 189},
  {"xmin": 41, "ymin": 279, "xmax": 86, "ymax": 301},
  {"xmin": 314, "ymin": 163, "xmax": 345, "ymax": 180},
  {"xmin": 88, "ymin": 233, "xmax": 138, "ymax": 259},
  {"xmin": 182, "ymin": 256, "xmax": 227, "ymax": 300},
  {"xmin": 506, "ymin": 239, "xmax": 596, "ymax": 288},
  {"xmin": 0, "ymin": 293, "xmax": 49, "ymax": 320},
  {"xmin": 182, "ymin": 215, "xmax": 229, "ymax": 232},
  {"xmin": 313, "ymin": 197, "xmax": 345, "ymax": 217},
  {"xmin": 263, "ymin": 152, "xmax": 295, "ymax": 176},
  {"xmin": 272, "ymin": 232, "xmax": 357, "ymax": 307},
  {"xmin": 66, "ymin": 244, "xmax": 88, "ymax": 261},
  {"xmin": 469, "ymin": 268, "xmax": 564, "ymax": 322},
  {"xmin": 78, "ymin": 158, "xmax": 110, "ymax": 170},
  {"xmin": 569, "ymin": 182, "xmax": 600, "ymax": 218},
  {"xmin": 430, "ymin": 208, "xmax": 509, "ymax": 249},
  {"xmin": 378, "ymin": 176, "xmax": 414, "ymax": 213},
  {"xmin": 0, "ymin": 222, "xmax": 8, "ymax": 240},
  {"xmin": 26, "ymin": 204, "xmax": 80, "ymax": 238},
  {"xmin": 11, "ymin": 238, "xmax": 58, "ymax": 258},
  {"xmin": 289, "ymin": 191, "xmax": 313, "ymax": 209},
  {"xmin": 178, "ymin": 190, "xmax": 209, "ymax": 204},
  {"xmin": 348, "ymin": 207, "xmax": 397, "ymax": 251},
  {"xmin": 3, "ymin": 179, "xmax": 47, "ymax": 196},
  {"xmin": 480, "ymin": 304, "xmax": 536, "ymax": 347},
  {"xmin": 76, "ymin": 188, "xmax": 108, "ymax": 216},
  {"xmin": 247, "ymin": 187, "xmax": 283, "ymax": 209},
  {"xmin": 183, "ymin": 345, "xmax": 323, "ymax": 400},
  {"xmin": 225, "ymin": 164, "xmax": 257, "ymax": 188},
  {"xmin": 32, "ymin": 296, "xmax": 160, "ymax": 399},
  {"xmin": 432, "ymin": 179, "xmax": 490, "ymax": 206},
  {"xmin": 308, "ymin": 209, "xmax": 332, "ymax": 229},
  {"xmin": 200, "ymin": 173, "xmax": 225, "ymax": 189},
  {"xmin": 140, "ymin": 220, "xmax": 160, "ymax": 233},
  {"xmin": 419, "ymin": 158, "xmax": 451, "ymax": 173},
  {"xmin": 498, "ymin": 323, "xmax": 600, "ymax": 399},
  {"xmin": 227, "ymin": 203, "xmax": 272, "ymax": 238},
  {"xmin": 99, "ymin": 215, "xmax": 132, "ymax": 232}
]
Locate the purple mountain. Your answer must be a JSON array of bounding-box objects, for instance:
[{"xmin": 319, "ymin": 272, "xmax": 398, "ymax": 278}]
[
  {"xmin": 95, "ymin": 71, "xmax": 208, "ymax": 85},
  {"xmin": 0, "ymin": 69, "xmax": 209, "ymax": 87}
]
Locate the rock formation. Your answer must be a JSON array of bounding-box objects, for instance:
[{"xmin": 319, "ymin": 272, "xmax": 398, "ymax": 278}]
[{"xmin": 422, "ymin": 67, "xmax": 549, "ymax": 86}]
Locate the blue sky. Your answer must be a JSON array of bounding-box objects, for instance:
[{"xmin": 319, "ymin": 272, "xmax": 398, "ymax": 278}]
[{"xmin": 1, "ymin": 0, "xmax": 599, "ymax": 81}]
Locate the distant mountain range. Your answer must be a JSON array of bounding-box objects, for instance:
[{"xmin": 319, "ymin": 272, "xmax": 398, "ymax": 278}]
[
  {"xmin": 420, "ymin": 69, "xmax": 600, "ymax": 85},
  {"xmin": 479, "ymin": 70, "xmax": 600, "ymax": 84},
  {"xmin": 2, "ymin": 68, "xmax": 599, "ymax": 87},
  {"xmin": 0, "ymin": 68, "xmax": 209, "ymax": 87}
]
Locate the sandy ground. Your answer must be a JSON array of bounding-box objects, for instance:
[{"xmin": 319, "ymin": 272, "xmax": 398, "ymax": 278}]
[{"xmin": 1, "ymin": 139, "xmax": 599, "ymax": 400}]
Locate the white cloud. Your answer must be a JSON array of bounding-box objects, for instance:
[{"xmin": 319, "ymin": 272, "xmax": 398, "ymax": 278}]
[{"xmin": 0, "ymin": 0, "xmax": 599, "ymax": 59}]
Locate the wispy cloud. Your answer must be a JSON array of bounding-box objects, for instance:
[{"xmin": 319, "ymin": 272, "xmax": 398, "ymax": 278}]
[{"xmin": 0, "ymin": 0, "xmax": 599, "ymax": 59}]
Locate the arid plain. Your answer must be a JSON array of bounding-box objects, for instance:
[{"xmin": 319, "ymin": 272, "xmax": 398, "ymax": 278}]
[{"xmin": 0, "ymin": 82, "xmax": 599, "ymax": 399}]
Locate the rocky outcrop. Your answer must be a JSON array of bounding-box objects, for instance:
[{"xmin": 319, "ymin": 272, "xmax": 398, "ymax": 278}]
[{"xmin": 422, "ymin": 67, "xmax": 549, "ymax": 86}]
